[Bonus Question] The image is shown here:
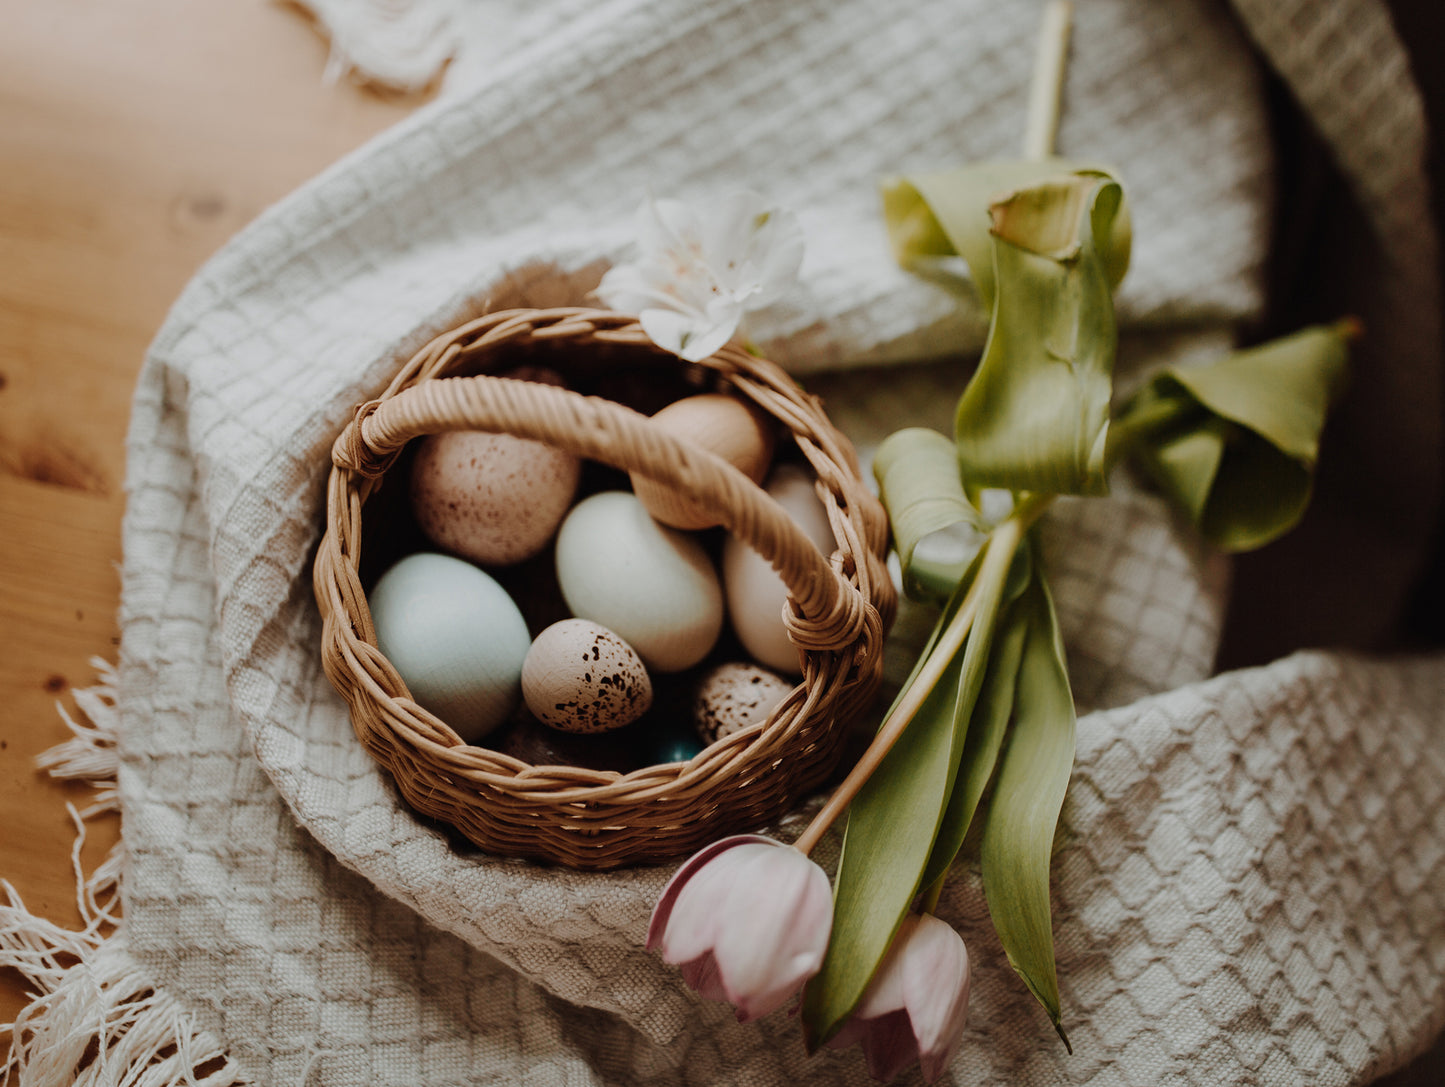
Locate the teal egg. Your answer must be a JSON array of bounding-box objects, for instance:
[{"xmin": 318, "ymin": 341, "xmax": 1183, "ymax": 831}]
[{"xmin": 651, "ymin": 731, "xmax": 705, "ymax": 765}]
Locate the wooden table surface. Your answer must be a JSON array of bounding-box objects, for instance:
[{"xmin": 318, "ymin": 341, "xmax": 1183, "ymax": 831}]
[{"xmin": 0, "ymin": 0, "xmax": 421, "ymax": 1031}]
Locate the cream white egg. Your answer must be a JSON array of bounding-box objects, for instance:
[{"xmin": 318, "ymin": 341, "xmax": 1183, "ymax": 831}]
[
  {"xmin": 721, "ymin": 463, "xmax": 836, "ymax": 674},
  {"xmin": 368, "ymin": 552, "xmax": 531, "ymax": 743},
  {"xmin": 555, "ymin": 491, "xmax": 723, "ymax": 673}
]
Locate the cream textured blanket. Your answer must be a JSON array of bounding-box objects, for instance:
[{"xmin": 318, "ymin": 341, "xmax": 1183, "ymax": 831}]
[{"xmin": 9, "ymin": 0, "xmax": 1445, "ymax": 1084}]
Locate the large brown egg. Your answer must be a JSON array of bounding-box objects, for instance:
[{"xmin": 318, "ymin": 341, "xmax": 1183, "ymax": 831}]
[{"xmin": 628, "ymin": 393, "xmax": 775, "ymax": 530}]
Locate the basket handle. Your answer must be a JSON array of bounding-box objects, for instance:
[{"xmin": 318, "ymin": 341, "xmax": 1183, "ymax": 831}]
[{"xmin": 333, "ymin": 374, "xmax": 876, "ymax": 659}]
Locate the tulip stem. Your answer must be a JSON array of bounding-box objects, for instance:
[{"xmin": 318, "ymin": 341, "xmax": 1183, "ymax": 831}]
[
  {"xmin": 919, "ymin": 872, "xmax": 947, "ymax": 915},
  {"xmin": 1101, "ymin": 395, "xmax": 1195, "ymax": 468},
  {"xmin": 793, "ymin": 494, "xmax": 1052, "ymax": 858},
  {"xmin": 1024, "ymin": 0, "xmax": 1073, "ymax": 161}
]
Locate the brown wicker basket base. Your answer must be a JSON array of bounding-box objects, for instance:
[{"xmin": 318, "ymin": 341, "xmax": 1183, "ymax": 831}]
[{"xmin": 313, "ymin": 308, "xmax": 895, "ymax": 869}]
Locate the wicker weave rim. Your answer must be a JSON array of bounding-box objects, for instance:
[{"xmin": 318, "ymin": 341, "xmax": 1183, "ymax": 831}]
[{"xmin": 313, "ymin": 307, "xmax": 896, "ymax": 868}]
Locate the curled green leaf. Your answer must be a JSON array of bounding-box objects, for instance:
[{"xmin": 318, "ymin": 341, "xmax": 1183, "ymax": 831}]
[
  {"xmin": 980, "ymin": 565, "xmax": 1076, "ymax": 1051},
  {"xmin": 953, "ymin": 174, "xmax": 1123, "ymax": 496},
  {"xmin": 1112, "ymin": 320, "xmax": 1354, "ymax": 551},
  {"xmin": 874, "ymin": 427, "xmax": 992, "ymax": 605},
  {"xmin": 880, "ymin": 159, "xmax": 1131, "ymax": 311}
]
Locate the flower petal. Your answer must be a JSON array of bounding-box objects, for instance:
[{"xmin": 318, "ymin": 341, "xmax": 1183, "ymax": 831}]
[
  {"xmin": 850, "ymin": 914, "xmax": 916, "ymax": 1021},
  {"xmin": 679, "ymin": 952, "xmax": 729, "ymax": 1003},
  {"xmin": 699, "ymin": 191, "xmax": 771, "ymax": 290},
  {"xmin": 899, "ymin": 915, "xmax": 970, "ymax": 1081},
  {"xmin": 663, "ymin": 843, "xmax": 786, "ymax": 970},
  {"xmin": 860, "ymin": 1009, "xmax": 920, "ymax": 1083},
  {"xmin": 651, "ymin": 837, "xmax": 832, "ymax": 1021},
  {"xmin": 701, "ymin": 190, "xmax": 805, "ymax": 297},
  {"xmin": 637, "ymin": 196, "xmax": 701, "ymax": 260},
  {"xmin": 594, "ymin": 263, "xmax": 666, "ymax": 315},
  {"xmin": 710, "ymin": 845, "xmax": 832, "ymax": 1019},
  {"xmin": 823, "ymin": 1015, "xmax": 870, "ymax": 1054},
  {"xmin": 749, "ymin": 212, "xmax": 806, "ymax": 297},
  {"xmin": 830, "ymin": 913, "xmax": 971, "ymax": 1082},
  {"xmin": 640, "ymin": 307, "xmax": 738, "ymax": 362},
  {"xmin": 647, "ymin": 834, "xmax": 776, "ymax": 951}
]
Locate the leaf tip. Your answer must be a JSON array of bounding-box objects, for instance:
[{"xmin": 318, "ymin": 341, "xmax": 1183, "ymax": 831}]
[
  {"xmin": 1054, "ymin": 1017, "xmax": 1074, "ymax": 1055},
  {"xmin": 797, "ymin": 994, "xmax": 840, "ymax": 1056}
]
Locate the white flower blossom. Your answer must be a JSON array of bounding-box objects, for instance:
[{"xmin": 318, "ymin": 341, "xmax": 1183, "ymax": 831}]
[{"xmin": 596, "ymin": 191, "xmax": 804, "ymax": 361}]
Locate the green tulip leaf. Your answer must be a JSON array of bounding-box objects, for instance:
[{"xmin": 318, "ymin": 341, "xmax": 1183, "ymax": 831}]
[
  {"xmin": 881, "ymin": 159, "xmax": 1131, "ymax": 311},
  {"xmin": 980, "ymin": 565, "xmax": 1076, "ymax": 1051},
  {"xmin": 801, "ymin": 527, "xmax": 1021, "ymax": 1047},
  {"xmin": 918, "ymin": 552, "xmax": 1034, "ymax": 892},
  {"xmin": 953, "ymin": 174, "xmax": 1123, "ymax": 496},
  {"xmin": 1115, "ymin": 320, "xmax": 1354, "ymax": 551},
  {"xmin": 874, "ymin": 427, "xmax": 993, "ymax": 605}
]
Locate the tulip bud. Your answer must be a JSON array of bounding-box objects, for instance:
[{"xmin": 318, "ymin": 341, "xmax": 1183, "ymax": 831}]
[
  {"xmin": 827, "ymin": 913, "xmax": 971, "ymax": 1082},
  {"xmin": 647, "ymin": 834, "xmax": 833, "ymax": 1022}
]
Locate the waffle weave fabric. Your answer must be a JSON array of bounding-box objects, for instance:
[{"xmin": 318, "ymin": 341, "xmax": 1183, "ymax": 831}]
[{"xmin": 111, "ymin": 0, "xmax": 1443, "ymax": 1083}]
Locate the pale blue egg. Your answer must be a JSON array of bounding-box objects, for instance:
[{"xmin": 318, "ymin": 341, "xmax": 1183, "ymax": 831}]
[{"xmin": 368, "ymin": 552, "xmax": 531, "ymax": 743}]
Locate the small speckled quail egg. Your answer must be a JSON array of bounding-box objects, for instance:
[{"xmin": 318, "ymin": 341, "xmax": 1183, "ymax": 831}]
[
  {"xmin": 692, "ymin": 662, "xmax": 794, "ymax": 745},
  {"xmin": 555, "ymin": 491, "xmax": 723, "ymax": 673},
  {"xmin": 410, "ymin": 414, "xmax": 580, "ymax": 567},
  {"xmin": 629, "ymin": 393, "xmax": 776, "ymax": 530},
  {"xmin": 721, "ymin": 462, "xmax": 836, "ymax": 674},
  {"xmin": 521, "ymin": 619, "xmax": 653, "ymax": 733},
  {"xmin": 368, "ymin": 552, "xmax": 531, "ymax": 743}
]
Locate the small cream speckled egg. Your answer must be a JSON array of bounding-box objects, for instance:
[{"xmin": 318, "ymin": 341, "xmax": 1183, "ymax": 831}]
[
  {"xmin": 410, "ymin": 419, "xmax": 580, "ymax": 567},
  {"xmin": 522, "ymin": 619, "xmax": 653, "ymax": 733},
  {"xmin": 692, "ymin": 662, "xmax": 794, "ymax": 745},
  {"xmin": 555, "ymin": 491, "xmax": 723, "ymax": 673},
  {"xmin": 368, "ymin": 552, "xmax": 531, "ymax": 743}
]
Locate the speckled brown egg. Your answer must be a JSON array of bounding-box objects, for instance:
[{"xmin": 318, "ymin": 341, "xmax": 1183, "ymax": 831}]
[
  {"xmin": 692, "ymin": 661, "xmax": 794, "ymax": 745},
  {"xmin": 522, "ymin": 619, "xmax": 653, "ymax": 733},
  {"xmin": 410, "ymin": 428, "xmax": 580, "ymax": 567}
]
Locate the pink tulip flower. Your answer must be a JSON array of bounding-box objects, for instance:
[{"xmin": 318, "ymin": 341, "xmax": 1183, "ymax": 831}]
[
  {"xmin": 647, "ymin": 834, "xmax": 833, "ymax": 1022},
  {"xmin": 827, "ymin": 912, "xmax": 971, "ymax": 1082}
]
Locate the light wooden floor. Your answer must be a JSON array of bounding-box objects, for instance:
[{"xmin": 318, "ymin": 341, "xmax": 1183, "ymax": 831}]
[{"xmin": 0, "ymin": 0, "xmax": 421, "ymax": 1030}]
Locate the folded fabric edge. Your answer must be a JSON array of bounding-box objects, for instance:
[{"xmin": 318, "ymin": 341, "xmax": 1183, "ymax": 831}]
[
  {"xmin": 0, "ymin": 664, "xmax": 248, "ymax": 1087},
  {"xmin": 285, "ymin": 0, "xmax": 460, "ymax": 94}
]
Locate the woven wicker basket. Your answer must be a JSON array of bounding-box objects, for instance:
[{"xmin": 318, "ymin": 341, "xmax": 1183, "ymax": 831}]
[{"xmin": 314, "ymin": 307, "xmax": 895, "ymax": 869}]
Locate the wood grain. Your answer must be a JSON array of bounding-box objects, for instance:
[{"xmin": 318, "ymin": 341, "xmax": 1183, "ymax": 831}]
[{"xmin": 0, "ymin": 0, "xmax": 420, "ymax": 1036}]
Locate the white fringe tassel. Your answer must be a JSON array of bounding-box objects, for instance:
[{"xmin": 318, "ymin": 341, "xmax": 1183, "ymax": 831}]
[
  {"xmin": 1, "ymin": 661, "xmax": 247, "ymax": 1087},
  {"xmin": 35, "ymin": 658, "xmax": 121, "ymax": 820}
]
